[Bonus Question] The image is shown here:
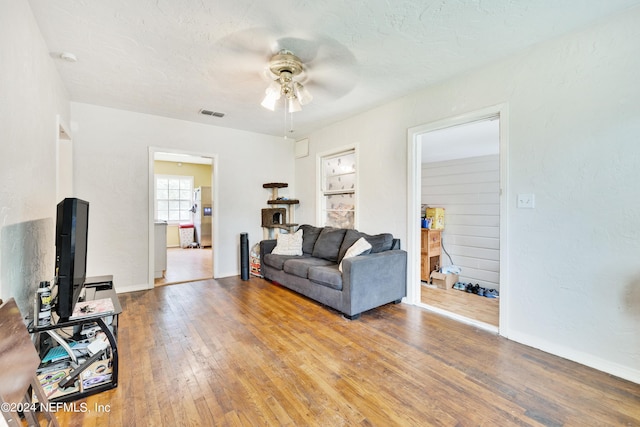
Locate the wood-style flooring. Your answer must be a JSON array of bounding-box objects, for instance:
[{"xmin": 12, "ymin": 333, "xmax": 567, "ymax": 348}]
[
  {"xmin": 421, "ymin": 284, "xmax": 499, "ymax": 327},
  {"xmin": 154, "ymin": 247, "xmax": 212, "ymax": 286},
  {"xmin": 55, "ymin": 277, "xmax": 639, "ymax": 426}
]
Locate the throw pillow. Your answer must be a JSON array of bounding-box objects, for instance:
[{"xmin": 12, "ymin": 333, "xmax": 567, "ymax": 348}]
[
  {"xmin": 311, "ymin": 227, "xmax": 347, "ymax": 262},
  {"xmin": 272, "ymin": 229, "xmax": 303, "ymax": 256},
  {"xmin": 338, "ymin": 237, "xmax": 372, "ymax": 272}
]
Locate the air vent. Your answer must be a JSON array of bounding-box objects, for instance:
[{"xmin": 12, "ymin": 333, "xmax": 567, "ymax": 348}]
[{"xmin": 199, "ymin": 109, "xmax": 225, "ymax": 118}]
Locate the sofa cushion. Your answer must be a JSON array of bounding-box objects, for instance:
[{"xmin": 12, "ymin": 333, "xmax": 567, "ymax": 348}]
[
  {"xmin": 308, "ymin": 265, "xmax": 343, "ymax": 290},
  {"xmin": 263, "ymin": 253, "xmax": 309, "ymax": 270},
  {"xmin": 298, "ymin": 224, "xmax": 323, "ymax": 254},
  {"xmin": 312, "ymin": 227, "xmax": 347, "ymax": 262},
  {"xmin": 338, "ymin": 229, "xmax": 394, "ymax": 261},
  {"xmin": 338, "ymin": 237, "xmax": 372, "ymax": 272},
  {"xmin": 272, "ymin": 229, "xmax": 303, "ymax": 256},
  {"xmin": 283, "ymin": 257, "xmax": 335, "ymax": 278}
]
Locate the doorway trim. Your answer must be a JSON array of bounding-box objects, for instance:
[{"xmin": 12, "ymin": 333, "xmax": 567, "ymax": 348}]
[
  {"xmin": 406, "ymin": 103, "xmax": 510, "ymax": 336},
  {"xmin": 147, "ymin": 147, "xmax": 219, "ymax": 289}
]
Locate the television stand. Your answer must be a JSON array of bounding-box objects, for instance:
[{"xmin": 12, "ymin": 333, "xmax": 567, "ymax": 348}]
[{"xmin": 29, "ymin": 276, "xmax": 121, "ymax": 402}]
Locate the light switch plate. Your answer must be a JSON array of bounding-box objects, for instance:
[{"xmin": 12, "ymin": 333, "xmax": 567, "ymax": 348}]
[{"xmin": 517, "ymin": 193, "xmax": 535, "ymax": 208}]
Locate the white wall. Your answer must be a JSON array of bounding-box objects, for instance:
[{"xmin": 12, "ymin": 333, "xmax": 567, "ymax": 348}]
[
  {"xmin": 422, "ymin": 155, "xmax": 500, "ymax": 289},
  {"xmin": 70, "ymin": 103, "xmax": 293, "ymax": 292},
  {"xmin": 296, "ymin": 7, "xmax": 640, "ymax": 382},
  {"xmin": 0, "ymin": 0, "xmax": 70, "ymax": 313}
]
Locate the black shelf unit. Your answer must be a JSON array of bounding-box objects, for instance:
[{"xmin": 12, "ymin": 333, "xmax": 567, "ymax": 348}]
[{"xmin": 29, "ymin": 275, "xmax": 121, "ymax": 402}]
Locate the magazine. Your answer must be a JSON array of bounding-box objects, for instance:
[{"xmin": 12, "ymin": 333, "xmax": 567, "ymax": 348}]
[
  {"xmin": 70, "ymin": 297, "xmax": 115, "ymax": 319},
  {"xmin": 81, "ymin": 359, "xmax": 113, "ymax": 390},
  {"xmin": 34, "ymin": 367, "xmax": 80, "ymax": 401}
]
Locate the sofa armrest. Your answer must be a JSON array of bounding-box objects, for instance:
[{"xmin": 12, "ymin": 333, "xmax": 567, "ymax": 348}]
[
  {"xmin": 260, "ymin": 239, "xmax": 277, "ymax": 277},
  {"xmin": 260, "ymin": 239, "xmax": 277, "ymax": 255},
  {"xmin": 341, "ymin": 249, "xmax": 407, "ymax": 316}
]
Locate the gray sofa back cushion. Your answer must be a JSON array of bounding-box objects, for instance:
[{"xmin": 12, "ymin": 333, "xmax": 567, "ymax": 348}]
[
  {"xmin": 338, "ymin": 229, "xmax": 394, "ymax": 261},
  {"xmin": 311, "ymin": 227, "xmax": 347, "ymax": 262},
  {"xmin": 298, "ymin": 224, "xmax": 323, "ymax": 254}
]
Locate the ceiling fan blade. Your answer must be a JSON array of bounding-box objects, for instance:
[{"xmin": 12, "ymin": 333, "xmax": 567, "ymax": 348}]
[
  {"xmin": 212, "ymin": 27, "xmax": 274, "ymax": 58},
  {"xmin": 304, "ymin": 54, "xmax": 359, "ymax": 100}
]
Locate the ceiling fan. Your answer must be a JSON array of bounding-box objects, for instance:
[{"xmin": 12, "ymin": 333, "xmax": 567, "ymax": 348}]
[{"xmin": 210, "ymin": 29, "xmax": 358, "ymax": 110}]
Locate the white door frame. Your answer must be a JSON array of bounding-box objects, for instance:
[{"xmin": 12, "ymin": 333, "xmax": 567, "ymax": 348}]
[
  {"xmin": 147, "ymin": 147, "xmax": 219, "ymax": 289},
  {"xmin": 406, "ymin": 104, "xmax": 510, "ymax": 336}
]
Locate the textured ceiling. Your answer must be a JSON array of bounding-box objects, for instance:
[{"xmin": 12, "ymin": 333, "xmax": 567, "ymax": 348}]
[{"xmin": 27, "ymin": 0, "xmax": 640, "ymax": 138}]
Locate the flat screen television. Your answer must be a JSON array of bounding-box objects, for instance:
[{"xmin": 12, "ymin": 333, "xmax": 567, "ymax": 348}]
[{"xmin": 54, "ymin": 198, "xmax": 90, "ymax": 320}]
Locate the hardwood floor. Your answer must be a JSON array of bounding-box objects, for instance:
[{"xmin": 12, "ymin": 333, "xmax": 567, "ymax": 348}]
[
  {"xmin": 154, "ymin": 247, "xmax": 212, "ymax": 286},
  {"xmin": 421, "ymin": 284, "xmax": 499, "ymax": 327},
  {"xmin": 55, "ymin": 277, "xmax": 639, "ymax": 426}
]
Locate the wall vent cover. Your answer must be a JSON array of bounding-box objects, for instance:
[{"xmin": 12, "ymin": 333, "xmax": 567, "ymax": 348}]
[{"xmin": 199, "ymin": 109, "xmax": 225, "ymax": 118}]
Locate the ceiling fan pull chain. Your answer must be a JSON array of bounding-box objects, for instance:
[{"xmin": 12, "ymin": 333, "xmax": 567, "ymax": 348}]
[{"xmin": 289, "ymin": 111, "xmax": 294, "ymax": 135}]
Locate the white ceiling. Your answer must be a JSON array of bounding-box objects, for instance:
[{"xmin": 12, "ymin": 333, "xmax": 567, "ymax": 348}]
[
  {"xmin": 27, "ymin": 0, "xmax": 640, "ymax": 138},
  {"xmin": 421, "ymin": 119, "xmax": 499, "ymax": 164}
]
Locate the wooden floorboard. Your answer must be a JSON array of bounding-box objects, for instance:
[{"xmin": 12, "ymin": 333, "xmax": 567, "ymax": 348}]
[
  {"xmin": 421, "ymin": 283, "xmax": 499, "ymax": 326},
  {"xmin": 54, "ymin": 277, "xmax": 640, "ymax": 426}
]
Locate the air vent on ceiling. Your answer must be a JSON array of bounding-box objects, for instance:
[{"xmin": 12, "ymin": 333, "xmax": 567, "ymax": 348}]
[{"xmin": 199, "ymin": 109, "xmax": 225, "ymax": 118}]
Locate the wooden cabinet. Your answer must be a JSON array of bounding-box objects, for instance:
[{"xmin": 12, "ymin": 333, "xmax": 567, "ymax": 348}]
[{"xmin": 421, "ymin": 229, "xmax": 441, "ymax": 281}]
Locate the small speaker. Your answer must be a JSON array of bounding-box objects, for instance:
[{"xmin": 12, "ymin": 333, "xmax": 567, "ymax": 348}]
[{"xmin": 240, "ymin": 233, "xmax": 249, "ymax": 281}]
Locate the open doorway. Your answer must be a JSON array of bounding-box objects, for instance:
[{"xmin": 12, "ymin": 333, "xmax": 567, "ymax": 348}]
[
  {"xmin": 407, "ymin": 105, "xmax": 509, "ymax": 334},
  {"xmin": 150, "ymin": 151, "xmax": 214, "ymax": 286},
  {"xmin": 420, "ymin": 118, "xmax": 500, "ymax": 326}
]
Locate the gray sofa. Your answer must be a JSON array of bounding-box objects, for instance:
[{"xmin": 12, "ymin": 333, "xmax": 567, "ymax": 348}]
[{"xmin": 260, "ymin": 225, "xmax": 407, "ymax": 319}]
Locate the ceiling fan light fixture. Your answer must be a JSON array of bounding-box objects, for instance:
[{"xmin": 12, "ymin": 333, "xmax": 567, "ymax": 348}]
[
  {"xmin": 287, "ymin": 96, "xmax": 302, "ymax": 113},
  {"xmin": 293, "ymin": 82, "xmax": 312, "ymax": 105},
  {"xmin": 261, "ymin": 80, "xmax": 281, "ymax": 111},
  {"xmin": 261, "ymin": 50, "xmax": 312, "ymax": 113},
  {"xmin": 261, "ymin": 92, "xmax": 279, "ymax": 111}
]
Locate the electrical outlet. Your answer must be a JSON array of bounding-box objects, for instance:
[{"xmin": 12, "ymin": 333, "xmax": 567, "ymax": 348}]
[{"xmin": 517, "ymin": 193, "xmax": 535, "ymax": 208}]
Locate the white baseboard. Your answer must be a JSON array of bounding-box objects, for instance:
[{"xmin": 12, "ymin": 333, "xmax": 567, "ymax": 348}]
[
  {"xmin": 114, "ymin": 283, "xmax": 151, "ymax": 294},
  {"xmin": 217, "ymin": 271, "xmax": 241, "ymax": 279},
  {"xmin": 508, "ymin": 330, "xmax": 640, "ymax": 385}
]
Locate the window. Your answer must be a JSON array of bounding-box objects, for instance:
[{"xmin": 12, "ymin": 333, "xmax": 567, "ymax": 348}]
[
  {"xmin": 155, "ymin": 175, "xmax": 193, "ymax": 223},
  {"xmin": 320, "ymin": 148, "xmax": 356, "ymax": 228}
]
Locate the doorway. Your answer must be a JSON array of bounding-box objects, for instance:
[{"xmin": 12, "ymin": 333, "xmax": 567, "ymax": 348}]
[
  {"xmin": 407, "ymin": 105, "xmax": 509, "ymax": 334},
  {"xmin": 148, "ymin": 149, "xmax": 217, "ymax": 288}
]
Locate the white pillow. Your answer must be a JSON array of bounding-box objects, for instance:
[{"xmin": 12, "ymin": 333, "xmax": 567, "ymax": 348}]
[
  {"xmin": 272, "ymin": 229, "xmax": 303, "ymax": 256},
  {"xmin": 338, "ymin": 237, "xmax": 372, "ymax": 272}
]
